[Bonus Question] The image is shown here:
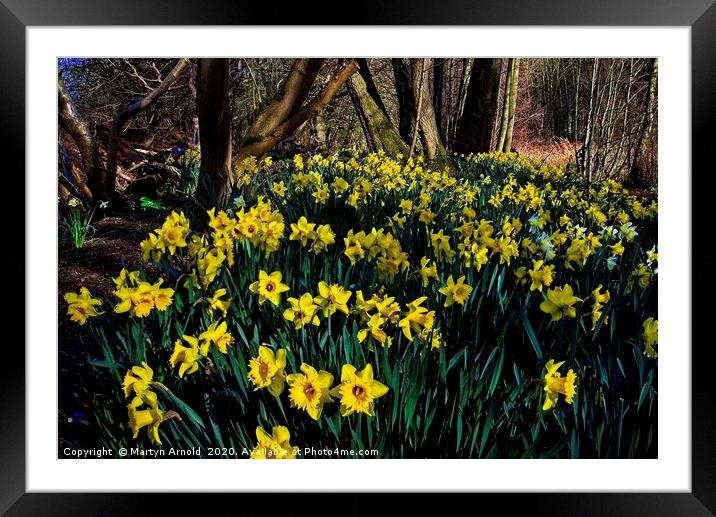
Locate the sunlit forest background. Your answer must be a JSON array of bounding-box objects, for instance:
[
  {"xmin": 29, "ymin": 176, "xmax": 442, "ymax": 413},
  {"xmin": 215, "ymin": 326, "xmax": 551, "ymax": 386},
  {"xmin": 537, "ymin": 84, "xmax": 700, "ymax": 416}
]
[{"xmin": 59, "ymin": 58, "xmax": 657, "ymax": 205}]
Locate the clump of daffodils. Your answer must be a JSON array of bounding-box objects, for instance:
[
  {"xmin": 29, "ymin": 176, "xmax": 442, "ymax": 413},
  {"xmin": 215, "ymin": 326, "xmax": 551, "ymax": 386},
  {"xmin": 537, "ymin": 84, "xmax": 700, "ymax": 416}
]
[
  {"xmin": 113, "ymin": 268, "xmax": 174, "ymax": 318},
  {"xmin": 123, "ymin": 362, "xmax": 178, "ymax": 445},
  {"xmin": 169, "ymin": 320, "xmax": 234, "ymax": 378}
]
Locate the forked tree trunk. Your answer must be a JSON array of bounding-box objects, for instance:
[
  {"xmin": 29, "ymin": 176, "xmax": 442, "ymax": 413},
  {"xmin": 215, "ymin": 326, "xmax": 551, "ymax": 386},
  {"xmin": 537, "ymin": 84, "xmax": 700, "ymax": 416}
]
[
  {"xmin": 196, "ymin": 58, "xmax": 233, "ymax": 204},
  {"xmin": 454, "ymin": 58, "xmax": 501, "ymax": 154},
  {"xmin": 231, "ymin": 59, "xmax": 359, "ymax": 179},
  {"xmin": 58, "ymin": 72, "xmax": 104, "ymax": 203},
  {"xmin": 103, "ymin": 58, "xmax": 190, "ymax": 199}
]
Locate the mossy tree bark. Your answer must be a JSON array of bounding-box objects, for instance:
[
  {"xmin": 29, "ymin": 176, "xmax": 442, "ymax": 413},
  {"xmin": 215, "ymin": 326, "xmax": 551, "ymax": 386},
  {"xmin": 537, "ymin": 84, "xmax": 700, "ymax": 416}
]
[
  {"xmin": 196, "ymin": 58, "xmax": 233, "ymax": 205},
  {"xmin": 103, "ymin": 58, "xmax": 190, "ymax": 200},
  {"xmin": 454, "ymin": 58, "xmax": 501, "ymax": 154},
  {"xmin": 58, "ymin": 71, "xmax": 104, "ymax": 203},
  {"xmin": 348, "ymin": 69, "xmax": 409, "ymax": 156},
  {"xmin": 410, "ymin": 58, "xmax": 451, "ymax": 167}
]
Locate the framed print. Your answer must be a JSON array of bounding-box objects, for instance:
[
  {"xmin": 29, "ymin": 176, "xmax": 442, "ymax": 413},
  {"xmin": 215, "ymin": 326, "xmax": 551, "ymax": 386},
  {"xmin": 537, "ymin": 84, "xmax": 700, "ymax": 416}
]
[{"xmin": 1, "ymin": 0, "xmax": 714, "ymax": 514}]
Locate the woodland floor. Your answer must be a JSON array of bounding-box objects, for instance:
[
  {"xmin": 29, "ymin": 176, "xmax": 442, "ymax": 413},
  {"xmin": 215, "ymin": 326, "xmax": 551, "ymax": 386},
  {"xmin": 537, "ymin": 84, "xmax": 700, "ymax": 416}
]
[{"xmin": 58, "ymin": 211, "xmax": 164, "ymax": 454}]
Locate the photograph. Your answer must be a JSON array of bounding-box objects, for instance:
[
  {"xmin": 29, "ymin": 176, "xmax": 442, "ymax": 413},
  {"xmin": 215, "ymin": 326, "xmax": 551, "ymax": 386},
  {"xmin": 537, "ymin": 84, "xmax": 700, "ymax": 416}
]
[{"xmin": 57, "ymin": 56, "xmax": 658, "ymax": 460}]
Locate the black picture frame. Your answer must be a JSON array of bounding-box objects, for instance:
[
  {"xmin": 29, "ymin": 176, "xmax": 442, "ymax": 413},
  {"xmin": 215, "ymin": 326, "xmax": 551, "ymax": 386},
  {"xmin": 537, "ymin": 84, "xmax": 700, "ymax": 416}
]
[{"xmin": 1, "ymin": 1, "xmax": 713, "ymax": 514}]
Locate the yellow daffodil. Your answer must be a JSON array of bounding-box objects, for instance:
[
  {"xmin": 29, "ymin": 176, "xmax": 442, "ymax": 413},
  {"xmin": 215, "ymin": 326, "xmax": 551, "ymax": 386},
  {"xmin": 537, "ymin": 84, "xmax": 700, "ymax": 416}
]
[
  {"xmin": 642, "ymin": 317, "xmax": 658, "ymax": 358},
  {"xmin": 632, "ymin": 263, "xmax": 652, "ymax": 289},
  {"xmin": 283, "ymin": 293, "xmax": 321, "ymax": 329},
  {"xmin": 330, "ymin": 364, "xmax": 389, "ymax": 417},
  {"xmin": 357, "ymin": 313, "xmax": 392, "ymax": 348},
  {"xmin": 140, "ymin": 232, "xmax": 163, "ymax": 261},
  {"xmin": 169, "ymin": 335, "xmax": 201, "ymax": 378},
  {"xmin": 399, "ymin": 199, "xmax": 413, "ymax": 214},
  {"xmin": 542, "ymin": 359, "xmax": 578, "ymax": 411},
  {"xmin": 315, "ymin": 282, "xmax": 352, "ymax": 316},
  {"xmin": 286, "ymin": 363, "xmax": 334, "ymax": 420},
  {"xmin": 333, "ymin": 177, "xmax": 350, "ymax": 194},
  {"xmin": 271, "ymin": 180, "xmax": 287, "ymax": 198},
  {"xmin": 64, "ymin": 287, "xmax": 103, "ymax": 325},
  {"xmin": 430, "ymin": 229, "xmax": 456, "ymax": 263},
  {"xmin": 527, "ymin": 259, "xmax": 555, "ymax": 292},
  {"xmin": 207, "ymin": 288, "xmax": 231, "ymax": 318},
  {"xmin": 157, "ymin": 211, "xmax": 190, "ymax": 254},
  {"xmin": 289, "ymin": 216, "xmax": 316, "ymax": 246},
  {"xmin": 514, "ymin": 266, "xmax": 529, "ymax": 287},
  {"xmin": 418, "ymin": 256, "xmax": 438, "ymax": 287},
  {"xmin": 610, "ymin": 239, "xmax": 625, "ymax": 256},
  {"xmin": 248, "ymin": 345, "xmax": 287, "ymax": 396},
  {"xmin": 539, "ymin": 284, "xmax": 582, "ymax": 321},
  {"xmin": 425, "ymin": 328, "xmax": 444, "ymax": 350},
  {"xmin": 151, "ymin": 279, "xmax": 174, "ymax": 311},
  {"xmin": 312, "ymin": 184, "xmax": 330, "ymax": 204},
  {"xmin": 438, "ymin": 275, "xmax": 473, "ymax": 307},
  {"xmin": 251, "ymin": 425, "xmax": 297, "ymax": 459},
  {"xmin": 419, "ymin": 209, "xmax": 435, "ymax": 225},
  {"xmin": 122, "ymin": 362, "xmax": 158, "ymax": 408},
  {"xmin": 590, "ymin": 284, "xmax": 611, "ymax": 330},
  {"xmin": 311, "ymin": 224, "xmax": 335, "ymax": 254},
  {"xmin": 497, "ymin": 236, "xmax": 519, "ymax": 266},
  {"xmin": 249, "ymin": 270, "xmax": 290, "ymax": 306},
  {"xmin": 343, "ymin": 231, "xmax": 366, "ymax": 265},
  {"xmin": 128, "ymin": 403, "xmax": 164, "ymax": 444},
  {"xmin": 399, "ymin": 296, "xmax": 435, "ymax": 341},
  {"xmin": 198, "ymin": 320, "xmax": 234, "ymax": 355}
]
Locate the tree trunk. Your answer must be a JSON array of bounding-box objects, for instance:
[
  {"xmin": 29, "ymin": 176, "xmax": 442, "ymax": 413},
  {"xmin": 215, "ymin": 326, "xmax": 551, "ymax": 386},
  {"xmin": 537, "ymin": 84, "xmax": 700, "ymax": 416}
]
[
  {"xmin": 454, "ymin": 58, "xmax": 501, "ymax": 154},
  {"xmin": 433, "ymin": 58, "xmax": 446, "ymax": 141},
  {"xmin": 196, "ymin": 58, "xmax": 233, "ymax": 204},
  {"xmin": 347, "ymin": 79, "xmax": 376, "ymax": 151},
  {"xmin": 583, "ymin": 58, "xmax": 601, "ymax": 182},
  {"xmin": 232, "ymin": 59, "xmax": 359, "ymax": 178},
  {"xmin": 58, "ymin": 71, "xmax": 103, "ymax": 203},
  {"xmin": 314, "ymin": 111, "xmax": 327, "ymax": 147},
  {"xmin": 411, "ymin": 58, "xmax": 450, "ymax": 166},
  {"xmin": 356, "ymin": 58, "xmax": 390, "ymax": 118},
  {"xmin": 392, "ymin": 58, "xmax": 415, "ymax": 142},
  {"xmin": 496, "ymin": 58, "xmax": 514, "ymax": 152},
  {"xmin": 504, "ymin": 58, "xmax": 520, "ymax": 152},
  {"xmin": 187, "ymin": 60, "xmax": 200, "ymax": 146},
  {"xmin": 103, "ymin": 58, "xmax": 190, "ymax": 199},
  {"xmin": 349, "ymin": 69, "xmax": 409, "ymax": 156},
  {"xmin": 631, "ymin": 58, "xmax": 658, "ymax": 186}
]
